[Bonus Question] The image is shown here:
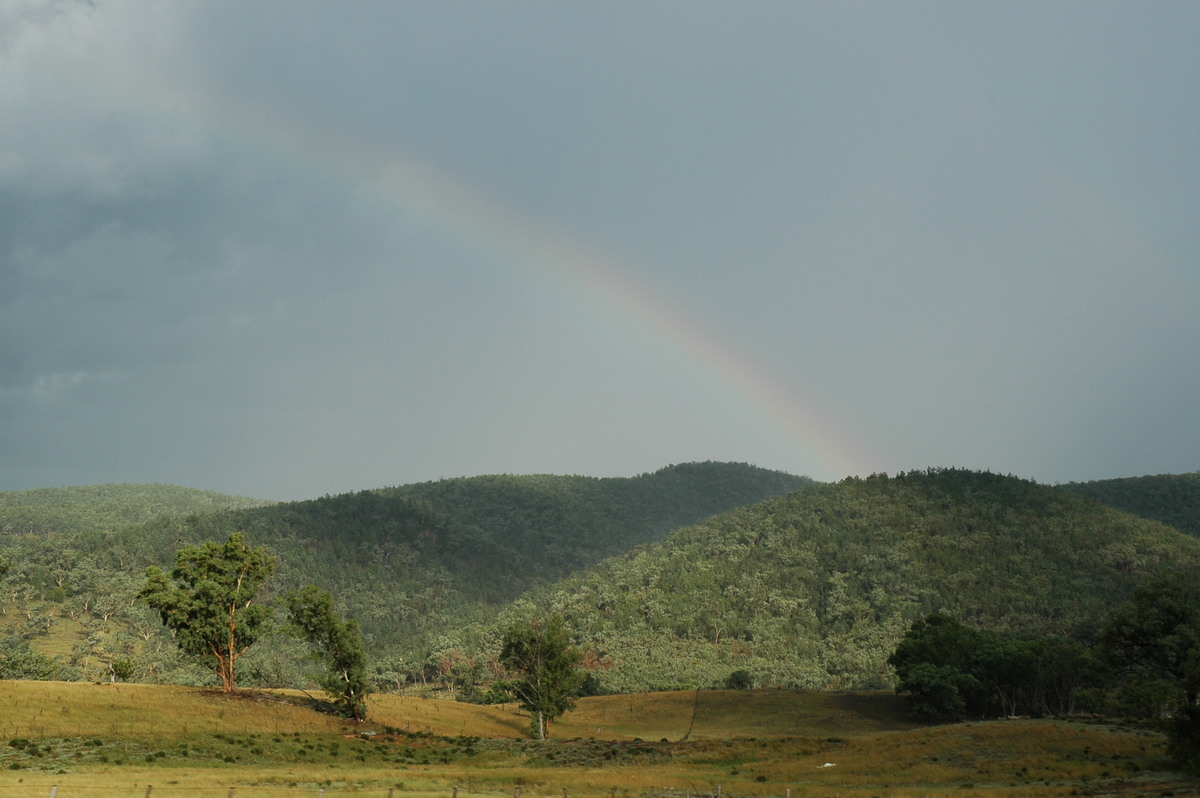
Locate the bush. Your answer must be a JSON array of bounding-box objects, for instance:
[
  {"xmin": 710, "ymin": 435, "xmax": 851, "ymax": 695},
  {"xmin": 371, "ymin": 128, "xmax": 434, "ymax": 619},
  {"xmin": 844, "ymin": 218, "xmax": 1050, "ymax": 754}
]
[
  {"xmin": 725, "ymin": 669, "xmax": 753, "ymax": 690},
  {"xmin": 577, "ymin": 673, "xmax": 606, "ymax": 697}
]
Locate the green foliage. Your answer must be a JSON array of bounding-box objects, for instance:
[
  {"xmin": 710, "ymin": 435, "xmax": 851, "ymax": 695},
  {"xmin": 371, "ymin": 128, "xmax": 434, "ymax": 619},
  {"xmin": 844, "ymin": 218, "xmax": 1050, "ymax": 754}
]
[
  {"xmin": 110, "ymin": 659, "xmax": 135, "ymax": 682},
  {"xmin": 1, "ymin": 463, "xmax": 804, "ymax": 687},
  {"xmin": 0, "ymin": 483, "xmax": 270, "ymax": 537},
  {"xmin": 893, "ymin": 661, "xmax": 977, "ymax": 720},
  {"xmin": 139, "ymin": 532, "xmax": 276, "ymax": 692},
  {"xmin": 285, "ymin": 585, "xmax": 371, "ymax": 721},
  {"xmin": 889, "ymin": 614, "xmax": 1100, "ymax": 720},
  {"xmin": 1102, "ymin": 572, "xmax": 1200, "ymax": 699},
  {"xmin": 1060, "ymin": 471, "xmax": 1200, "ymax": 537},
  {"xmin": 499, "ymin": 469, "xmax": 1200, "ymax": 692},
  {"xmin": 499, "ymin": 616, "xmax": 586, "ymax": 739},
  {"xmin": 724, "ymin": 669, "xmax": 753, "ymax": 690},
  {"xmin": 57, "ymin": 461, "xmax": 802, "ymax": 681},
  {"xmin": 385, "ymin": 461, "xmax": 810, "ymax": 602},
  {"xmin": 0, "ymin": 635, "xmax": 61, "ymax": 680},
  {"xmin": 1101, "ymin": 571, "xmax": 1200, "ymax": 772},
  {"xmin": 888, "ymin": 615, "xmax": 987, "ymax": 719},
  {"xmin": 8, "ymin": 465, "xmax": 1200, "ymax": 705}
]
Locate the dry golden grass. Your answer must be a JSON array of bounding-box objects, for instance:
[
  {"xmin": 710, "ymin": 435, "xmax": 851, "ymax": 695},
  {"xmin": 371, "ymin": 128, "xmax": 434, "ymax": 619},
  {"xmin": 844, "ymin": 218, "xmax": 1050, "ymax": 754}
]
[
  {"xmin": 555, "ymin": 689, "xmax": 919, "ymax": 741},
  {"xmin": 0, "ymin": 682, "xmax": 347, "ymax": 739},
  {"xmin": 368, "ymin": 689, "xmax": 920, "ymax": 742},
  {"xmin": 369, "ymin": 693, "xmax": 528, "ymax": 739},
  {"xmin": 0, "ymin": 682, "xmax": 1191, "ymax": 798}
]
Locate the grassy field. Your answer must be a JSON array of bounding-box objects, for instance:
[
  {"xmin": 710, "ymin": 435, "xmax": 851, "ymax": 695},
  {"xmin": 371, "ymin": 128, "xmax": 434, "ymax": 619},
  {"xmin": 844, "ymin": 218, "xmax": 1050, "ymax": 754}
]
[{"xmin": 0, "ymin": 682, "xmax": 1193, "ymax": 798}]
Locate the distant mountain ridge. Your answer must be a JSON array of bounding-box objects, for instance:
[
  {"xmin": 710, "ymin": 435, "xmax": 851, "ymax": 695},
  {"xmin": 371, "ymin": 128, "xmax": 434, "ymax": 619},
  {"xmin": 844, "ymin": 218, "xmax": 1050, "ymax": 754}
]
[
  {"xmin": 2, "ymin": 464, "xmax": 1198, "ymax": 694},
  {"xmin": 1058, "ymin": 471, "xmax": 1200, "ymax": 537}
]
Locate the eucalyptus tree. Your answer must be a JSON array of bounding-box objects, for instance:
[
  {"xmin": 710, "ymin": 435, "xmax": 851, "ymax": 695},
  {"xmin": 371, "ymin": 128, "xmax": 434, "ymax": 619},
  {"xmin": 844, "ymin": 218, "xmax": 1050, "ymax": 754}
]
[
  {"xmin": 499, "ymin": 616, "xmax": 586, "ymax": 739},
  {"xmin": 1102, "ymin": 572, "xmax": 1200, "ymax": 772},
  {"xmin": 286, "ymin": 585, "xmax": 371, "ymax": 721},
  {"xmin": 139, "ymin": 532, "xmax": 275, "ymax": 692}
]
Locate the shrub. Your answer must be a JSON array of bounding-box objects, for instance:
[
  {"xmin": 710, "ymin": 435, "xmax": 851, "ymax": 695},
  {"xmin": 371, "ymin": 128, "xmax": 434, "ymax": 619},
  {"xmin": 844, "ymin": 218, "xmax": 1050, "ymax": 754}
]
[{"xmin": 725, "ymin": 670, "xmax": 753, "ymax": 690}]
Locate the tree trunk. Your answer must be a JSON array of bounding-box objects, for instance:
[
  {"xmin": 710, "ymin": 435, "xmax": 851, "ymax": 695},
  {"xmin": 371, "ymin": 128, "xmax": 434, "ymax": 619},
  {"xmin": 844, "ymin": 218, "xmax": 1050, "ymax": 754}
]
[
  {"xmin": 216, "ymin": 654, "xmax": 235, "ymax": 692},
  {"xmin": 212, "ymin": 642, "xmax": 235, "ymax": 692},
  {"xmin": 223, "ymin": 600, "xmax": 238, "ymax": 692}
]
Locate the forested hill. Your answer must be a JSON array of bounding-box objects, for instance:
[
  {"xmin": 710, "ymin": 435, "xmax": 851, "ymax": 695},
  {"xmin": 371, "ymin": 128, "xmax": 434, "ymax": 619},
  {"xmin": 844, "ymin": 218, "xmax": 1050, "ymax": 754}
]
[
  {"xmin": 0, "ymin": 483, "xmax": 271, "ymax": 536},
  {"xmin": 7, "ymin": 466, "xmax": 1196, "ymax": 695},
  {"xmin": 483, "ymin": 468, "xmax": 1200, "ymax": 694},
  {"xmin": 1057, "ymin": 471, "xmax": 1200, "ymax": 538},
  {"xmin": 119, "ymin": 461, "xmax": 808, "ymax": 601},
  {"xmin": 0, "ymin": 462, "xmax": 808, "ymax": 682},
  {"xmin": 385, "ymin": 461, "xmax": 811, "ymax": 575}
]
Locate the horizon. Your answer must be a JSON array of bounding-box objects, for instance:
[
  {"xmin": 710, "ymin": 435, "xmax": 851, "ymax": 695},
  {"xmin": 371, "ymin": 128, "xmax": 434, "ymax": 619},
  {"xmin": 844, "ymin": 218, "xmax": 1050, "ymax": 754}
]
[{"xmin": 4, "ymin": 460, "xmax": 1195, "ymax": 504}]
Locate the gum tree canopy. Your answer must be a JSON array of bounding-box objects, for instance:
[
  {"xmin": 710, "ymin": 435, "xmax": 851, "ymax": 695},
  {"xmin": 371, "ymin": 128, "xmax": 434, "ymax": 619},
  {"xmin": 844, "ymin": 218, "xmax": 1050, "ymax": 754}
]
[
  {"xmin": 286, "ymin": 585, "xmax": 371, "ymax": 721},
  {"xmin": 140, "ymin": 531, "xmax": 276, "ymax": 692},
  {"xmin": 499, "ymin": 616, "xmax": 586, "ymax": 740}
]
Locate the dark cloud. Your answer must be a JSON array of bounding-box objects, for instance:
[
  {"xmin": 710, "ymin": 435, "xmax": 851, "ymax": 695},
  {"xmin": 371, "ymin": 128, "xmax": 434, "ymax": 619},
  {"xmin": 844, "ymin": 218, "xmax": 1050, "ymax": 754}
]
[{"xmin": 2, "ymin": 1, "xmax": 1198, "ymax": 498}]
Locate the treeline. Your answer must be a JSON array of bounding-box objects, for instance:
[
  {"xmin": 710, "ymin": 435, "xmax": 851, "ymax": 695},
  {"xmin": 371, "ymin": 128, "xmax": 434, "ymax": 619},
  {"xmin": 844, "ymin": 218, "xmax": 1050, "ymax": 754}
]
[
  {"xmin": 891, "ymin": 571, "xmax": 1200, "ymax": 773},
  {"xmin": 889, "ymin": 614, "xmax": 1097, "ymax": 719}
]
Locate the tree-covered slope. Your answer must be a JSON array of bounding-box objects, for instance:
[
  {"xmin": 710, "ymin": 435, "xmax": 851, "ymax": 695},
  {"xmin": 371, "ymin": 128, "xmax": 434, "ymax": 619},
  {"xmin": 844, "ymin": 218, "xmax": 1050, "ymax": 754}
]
[
  {"xmin": 385, "ymin": 461, "xmax": 811, "ymax": 581},
  {"xmin": 487, "ymin": 469, "xmax": 1200, "ymax": 693},
  {"xmin": 0, "ymin": 462, "xmax": 808, "ymax": 683},
  {"xmin": 1057, "ymin": 471, "xmax": 1200, "ymax": 537},
  {"xmin": 0, "ymin": 484, "xmax": 271, "ymax": 536},
  {"xmin": 9, "ymin": 466, "xmax": 1195, "ymax": 697}
]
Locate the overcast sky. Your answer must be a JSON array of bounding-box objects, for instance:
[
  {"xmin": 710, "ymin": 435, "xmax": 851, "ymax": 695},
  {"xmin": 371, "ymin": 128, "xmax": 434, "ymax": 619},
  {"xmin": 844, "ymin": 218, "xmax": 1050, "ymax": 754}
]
[{"xmin": 2, "ymin": 1, "xmax": 1198, "ymax": 500}]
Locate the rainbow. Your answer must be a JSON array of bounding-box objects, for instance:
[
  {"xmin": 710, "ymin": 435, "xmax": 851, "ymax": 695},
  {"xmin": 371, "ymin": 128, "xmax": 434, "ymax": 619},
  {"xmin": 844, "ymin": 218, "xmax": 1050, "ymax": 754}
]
[
  {"xmin": 172, "ymin": 83, "xmax": 879, "ymax": 481},
  {"xmin": 360, "ymin": 162, "xmax": 879, "ymax": 481}
]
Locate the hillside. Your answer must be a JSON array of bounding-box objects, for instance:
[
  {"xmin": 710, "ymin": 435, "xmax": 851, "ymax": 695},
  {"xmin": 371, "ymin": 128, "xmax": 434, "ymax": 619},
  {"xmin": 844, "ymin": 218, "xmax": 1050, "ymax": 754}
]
[
  {"xmin": 6, "ymin": 466, "xmax": 1199, "ymax": 697},
  {"xmin": 0, "ymin": 462, "xmax": 809, "ymax": 684},
  {"xmin": 1058, "ymin": 471, "xmax": 1200, "ymax": 537},
  {"xmin": 0, "ymin": 483, "xmax": 272, "ymax": 536},
  {"xmin": 386, "ymin": 461, "xmax": 810, "ymax": 579},
  {"xmin": 482, "ymin": 468, "xmax": 1200, "ymax": 693}
]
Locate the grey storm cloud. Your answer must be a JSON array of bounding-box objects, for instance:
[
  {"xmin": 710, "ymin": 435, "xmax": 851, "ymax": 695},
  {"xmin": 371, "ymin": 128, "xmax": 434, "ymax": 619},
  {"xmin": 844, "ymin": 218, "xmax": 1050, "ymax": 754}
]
[{"xmin": 2, "ymin": 0, "xmax": 1198, "ymax": 499}]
